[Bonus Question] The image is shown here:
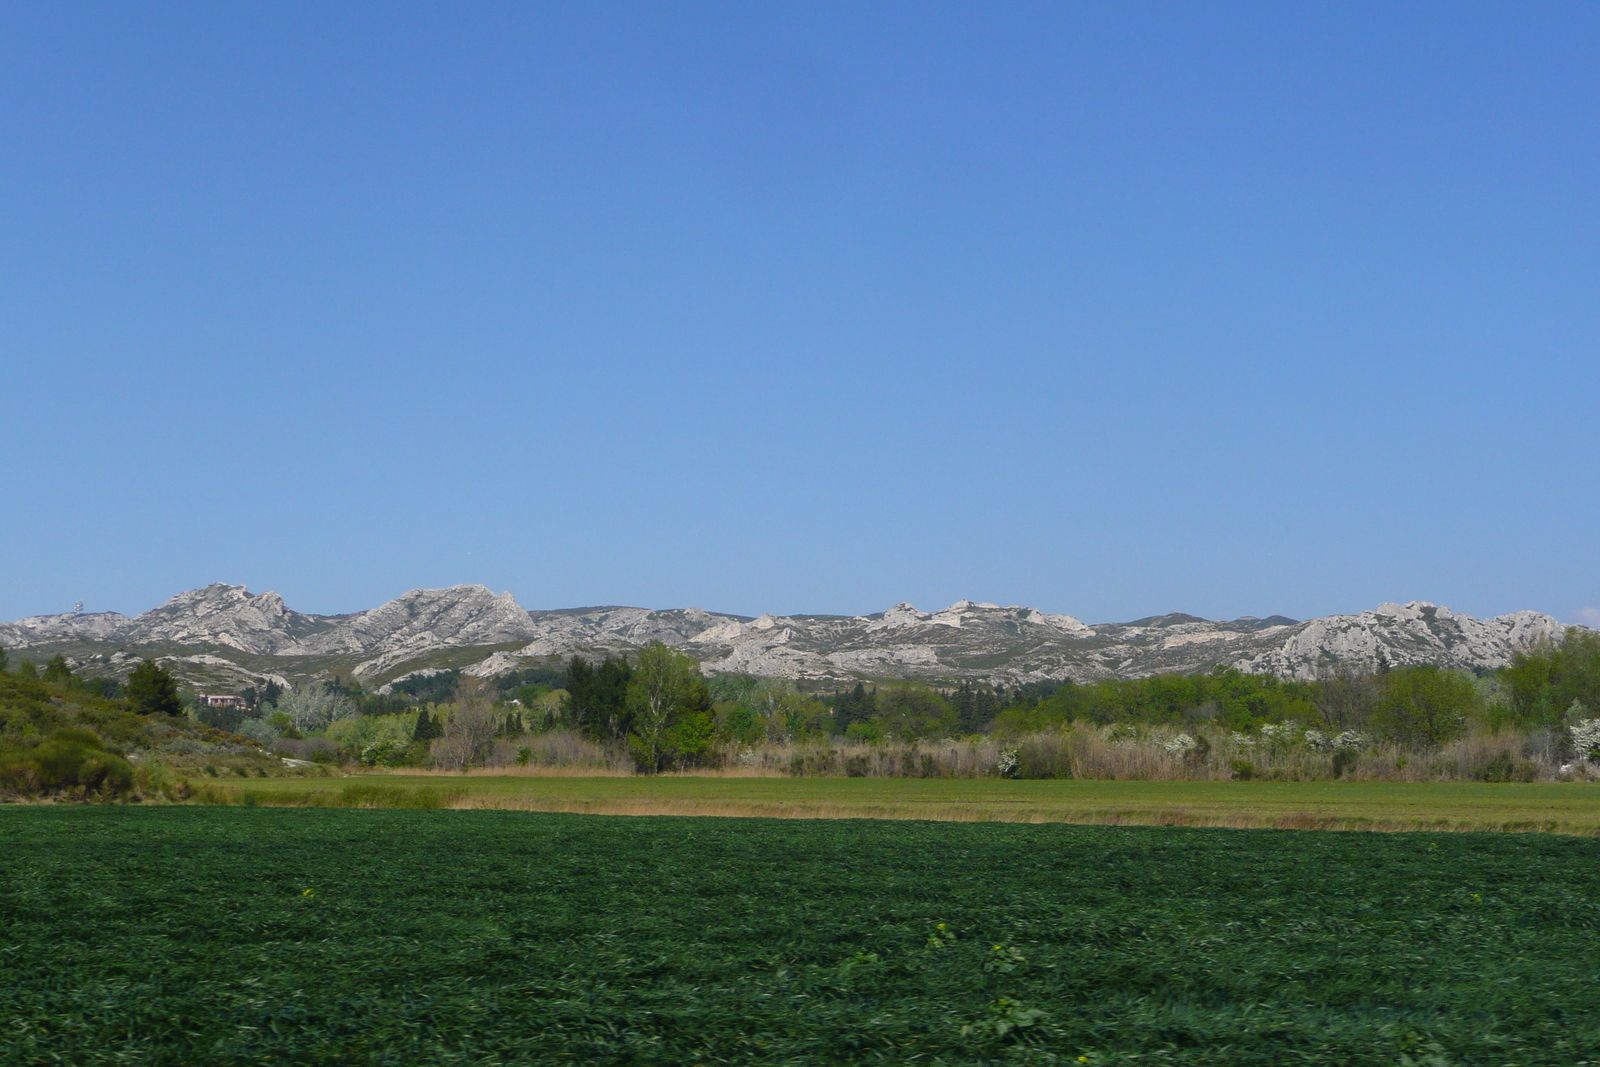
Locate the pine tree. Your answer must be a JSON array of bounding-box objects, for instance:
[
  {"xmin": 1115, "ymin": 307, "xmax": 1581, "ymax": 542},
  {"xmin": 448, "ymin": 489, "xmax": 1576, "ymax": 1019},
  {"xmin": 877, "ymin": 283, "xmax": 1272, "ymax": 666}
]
[
  {"xmin": 413, "ymin": 707, "xmax": 440, "ymax": 742},
  {"xmin": 952, "ymin": 680, "xmax": 1001, "ymax": 734},
  {"xmin": 126, "ymin": 658, "xmax": 183, "ymax": 717},
  {"xmin": 565, "ymin": 655, "xmax": 635, "ymax": 741},
  {"xmin": 43, "ymin": 654, "xmax": 74, "ymax": 684},
  {"xmin": 834, "ymin": 682, "xmax": 872, "ymax": 729}
]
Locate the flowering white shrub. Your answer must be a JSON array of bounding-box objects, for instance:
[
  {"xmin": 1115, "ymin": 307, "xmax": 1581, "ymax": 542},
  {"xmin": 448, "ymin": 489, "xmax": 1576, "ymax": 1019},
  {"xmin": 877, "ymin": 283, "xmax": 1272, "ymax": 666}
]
[
  {"xmin": 1229, "ymin": 731, "xmax": 1256, "ymax": 746},
  {"xmin": 1303, "ymin": 729, "xmax": 1331, "ymax": 752},
  {"xmin": 1155, "ymin": 732, "xmax": 1198, "ymax": 757},
  {"xmin": 1331, "ymin": 730, "xmax": 1368, "ymax": 752},
  {"xmin": 1259, "ymin": 722, "xmax": 1298, "ymax": 741},
  {"xmin": 996, "ymin": 749, "xmax": 1020, "ymax": 778},
  {"xmin": 1570, "ymin": 718, "xmax": 1600, "ymax": 763}
]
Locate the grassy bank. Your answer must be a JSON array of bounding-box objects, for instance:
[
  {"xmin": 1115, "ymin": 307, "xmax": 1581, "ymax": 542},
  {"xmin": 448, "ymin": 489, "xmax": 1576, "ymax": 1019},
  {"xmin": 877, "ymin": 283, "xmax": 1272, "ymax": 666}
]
[
  {"xmin": 221, "ymin": 773, "xmax": 1600, "ymax": 834},
  {"xmin": 5, "ymin": 807, "xmax": 1600, "ymax": 1065}
]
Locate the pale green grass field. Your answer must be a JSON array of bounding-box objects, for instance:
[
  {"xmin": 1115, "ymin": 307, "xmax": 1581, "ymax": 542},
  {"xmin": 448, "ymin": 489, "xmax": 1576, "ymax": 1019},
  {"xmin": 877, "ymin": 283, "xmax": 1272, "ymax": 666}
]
[{"xmin": 228, "ymin": 773, "xmax": 1600, "ymax": 833}]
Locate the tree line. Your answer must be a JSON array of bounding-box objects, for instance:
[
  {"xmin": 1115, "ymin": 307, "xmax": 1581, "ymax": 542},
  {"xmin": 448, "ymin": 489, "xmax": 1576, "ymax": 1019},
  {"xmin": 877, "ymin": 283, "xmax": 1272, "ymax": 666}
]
[{"xmin": 8, "ymin": 626, "xmax": 1597, "ymax": 774}]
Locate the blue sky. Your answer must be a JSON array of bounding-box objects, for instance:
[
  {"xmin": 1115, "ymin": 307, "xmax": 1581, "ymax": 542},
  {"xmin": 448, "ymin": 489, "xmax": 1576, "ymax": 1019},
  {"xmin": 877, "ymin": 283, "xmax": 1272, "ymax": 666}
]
[{"xmin": 3, "ymin": 2, "xmax": 1596, "ymax": 625}]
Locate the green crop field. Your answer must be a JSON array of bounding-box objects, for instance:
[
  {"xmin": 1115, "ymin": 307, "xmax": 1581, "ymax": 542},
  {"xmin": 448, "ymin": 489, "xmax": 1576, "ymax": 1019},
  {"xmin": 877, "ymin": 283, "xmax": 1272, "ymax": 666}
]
[
  {"xmin": 230, "ymin": 772, "xmax": 1600, "ymax": 835},
  {"xmin": 4, "ymin": 808, "xmax": 1600, "ymax": 1065}
]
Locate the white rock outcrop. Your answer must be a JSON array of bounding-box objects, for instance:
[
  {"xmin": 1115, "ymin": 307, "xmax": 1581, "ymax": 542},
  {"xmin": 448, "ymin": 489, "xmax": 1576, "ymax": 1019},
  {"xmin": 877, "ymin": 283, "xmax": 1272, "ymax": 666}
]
[{"xmin": 2, "ymin": 586, "xmax": 1583, "ymax": 688}]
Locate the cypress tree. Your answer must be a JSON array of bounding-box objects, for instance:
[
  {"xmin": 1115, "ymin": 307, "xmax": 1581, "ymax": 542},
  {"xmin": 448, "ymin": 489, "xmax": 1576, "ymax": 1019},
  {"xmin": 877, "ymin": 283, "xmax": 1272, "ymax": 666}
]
[
  {"xmin": 413, "ymin": 707, "xmax": 440, "ymax": 742},
  {"xmin": 565, "ymin": 656, "xmax": 597, "ymax": 736},
  {"xmin": 594, "ymin": 657, "xmax": 634, "ymax": 740}
]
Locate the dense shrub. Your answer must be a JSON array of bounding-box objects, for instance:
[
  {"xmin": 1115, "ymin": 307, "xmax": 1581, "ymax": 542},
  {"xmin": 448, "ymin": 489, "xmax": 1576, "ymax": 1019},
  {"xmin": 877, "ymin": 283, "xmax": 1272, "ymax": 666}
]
[
  {"xmin": 1011, "ymin": 735, "xmax": 1075, "ymax": 779},
  {"xmin": 0, "ymin": 670, "xmax": 71, "ymax": 742},
  {"xmin": 1478, "ymin": 749, "xmax": 1538, "ymax": 783},
  {"xmin": 0, "ymin": 727, "xmax": 134, "ymax": 798}
]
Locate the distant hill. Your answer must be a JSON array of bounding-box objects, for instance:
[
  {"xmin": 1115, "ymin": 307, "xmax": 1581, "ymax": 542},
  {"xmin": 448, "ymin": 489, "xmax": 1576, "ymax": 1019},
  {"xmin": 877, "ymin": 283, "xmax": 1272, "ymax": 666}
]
[{"xmin": 0, "ymin": 584, "xmax": 1577, "ymax": 692}]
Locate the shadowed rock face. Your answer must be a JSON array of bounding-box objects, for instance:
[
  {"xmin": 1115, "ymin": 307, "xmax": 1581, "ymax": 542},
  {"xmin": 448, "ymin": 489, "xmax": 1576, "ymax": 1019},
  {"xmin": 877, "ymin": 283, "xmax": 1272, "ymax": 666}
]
[{"xmin": 1, "ymin": 586, "xmax": 1577, "ymax": 688}]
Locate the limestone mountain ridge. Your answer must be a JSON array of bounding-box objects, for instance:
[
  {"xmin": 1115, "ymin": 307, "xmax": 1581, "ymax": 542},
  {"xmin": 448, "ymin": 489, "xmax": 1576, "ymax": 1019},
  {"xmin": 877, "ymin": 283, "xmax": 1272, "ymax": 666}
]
[{"xmin": 0, "ymin": 583, "xmax": 1579, "ymax": 693}]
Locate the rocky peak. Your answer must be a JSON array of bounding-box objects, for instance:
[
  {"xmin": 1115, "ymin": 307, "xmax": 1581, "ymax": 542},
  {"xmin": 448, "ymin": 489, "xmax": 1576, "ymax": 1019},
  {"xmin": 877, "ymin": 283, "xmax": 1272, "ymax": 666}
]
[
  {"xmin": 1022, "ymin": 608, "xmax": 1092, "ymax": 634},
  {"xmin": 322, "ymin": 585, "xmax": 539, "ymax": 656},
  {"xmin": 126, "ymin": 584, "xmax": 312, "ymax": 654},
  {"xmin": 866, "ymin": 603, "xmax": 931, "ymax": 631}
]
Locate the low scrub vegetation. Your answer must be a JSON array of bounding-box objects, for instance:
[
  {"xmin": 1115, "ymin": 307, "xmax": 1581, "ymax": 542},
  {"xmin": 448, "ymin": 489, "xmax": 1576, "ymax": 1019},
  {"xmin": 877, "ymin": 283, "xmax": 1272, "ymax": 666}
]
[
  {"xmin": 0, "ymin": 727, "xmax": 132, "ymax": 797},
  {"xmin": 0, "ymin": 654, "xmax": 311, "ymax": 802}
]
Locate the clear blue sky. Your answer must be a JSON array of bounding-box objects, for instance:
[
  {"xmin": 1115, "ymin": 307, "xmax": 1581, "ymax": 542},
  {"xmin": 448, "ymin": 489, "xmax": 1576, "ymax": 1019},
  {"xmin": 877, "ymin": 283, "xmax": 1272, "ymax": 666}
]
[{"xmin": 3, "ymin": 2, "xmax": 1596, "ymax": 626}]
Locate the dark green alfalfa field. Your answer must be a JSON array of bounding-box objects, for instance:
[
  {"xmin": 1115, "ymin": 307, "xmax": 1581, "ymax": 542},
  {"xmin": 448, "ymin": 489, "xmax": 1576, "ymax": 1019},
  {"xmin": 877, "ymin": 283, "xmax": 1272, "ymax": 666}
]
[{"xmin": 3, "ymin": 809, "xmax": 1599, "ymax": 1066}]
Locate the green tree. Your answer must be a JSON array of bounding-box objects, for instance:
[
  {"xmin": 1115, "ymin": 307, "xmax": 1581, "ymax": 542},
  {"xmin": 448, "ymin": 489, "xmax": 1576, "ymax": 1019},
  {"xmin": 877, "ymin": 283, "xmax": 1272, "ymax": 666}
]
[
  {"xmin": 715, "ymin": 701, "xmax": 765, "ymax": 745},
  {"xmin": 873, "ymin": 683, "xmax": 958, "ymax": 740},
  {"xmin": 1312, "ymin": 666, "xmax": 1378, "ymax": 731},
  {"xmin": 412, "ymin": 705, "xmax": 441, "ymax": 742},
  {"xmin": 950, "ymin": 680, "xmax": 1001, "ymax": 734},
  {"xmin": 42, "ymin": 655, "xmax": 74, "ymax": 684},
  {"xmin": 566, "ymin": 655, "xmax": 635, "ymax": 741},
  {"xmin": 625, "ymin": 642, "xmax": 711, "ymax": 772},
  {"xmin": 749, "ymin": 680, "xmax": 828, "ymax": 741},
  {"xmin": 1503, "ymin": 630, "xmax": 1600, "ymax": 728},
  {"xmin": 664, "ymin": 708, "xmax": 718, "ymax": 764},
  {"xmin": 515, "ymin": 687, "xmax": 568, "ymax": 732},
  {"xmin": 126, "ymin": 659, "xmax": 183, "ymax": 717},
  {"xmin": 831, "ymin": 683, "xmax": 874, "ymax": 731},
  {"xmin": 1371, "ymin": 666, "xmax": 1477, "ymax": 747}
]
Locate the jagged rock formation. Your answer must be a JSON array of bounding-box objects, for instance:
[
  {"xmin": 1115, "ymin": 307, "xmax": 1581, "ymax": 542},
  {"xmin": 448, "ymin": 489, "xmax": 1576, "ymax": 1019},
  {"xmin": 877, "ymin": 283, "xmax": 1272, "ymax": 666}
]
[
  {"xmin": 0, "ymin": 584, "xmax": 538, "ymax": 690},
  {"xmin": 1234, "ymin": 602, "xmax": 1566, "ymax": 678},
  {"xmin": 585, "ymin": 599, "xmax": 1567, "ymax": 684},
  {"xmin": 122, "ymin": 586, "xmax": 326, "ymax": 653},
  {"xmin": 0, "ymin": 585, "xmax": 1579, "ymax": 691}
]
